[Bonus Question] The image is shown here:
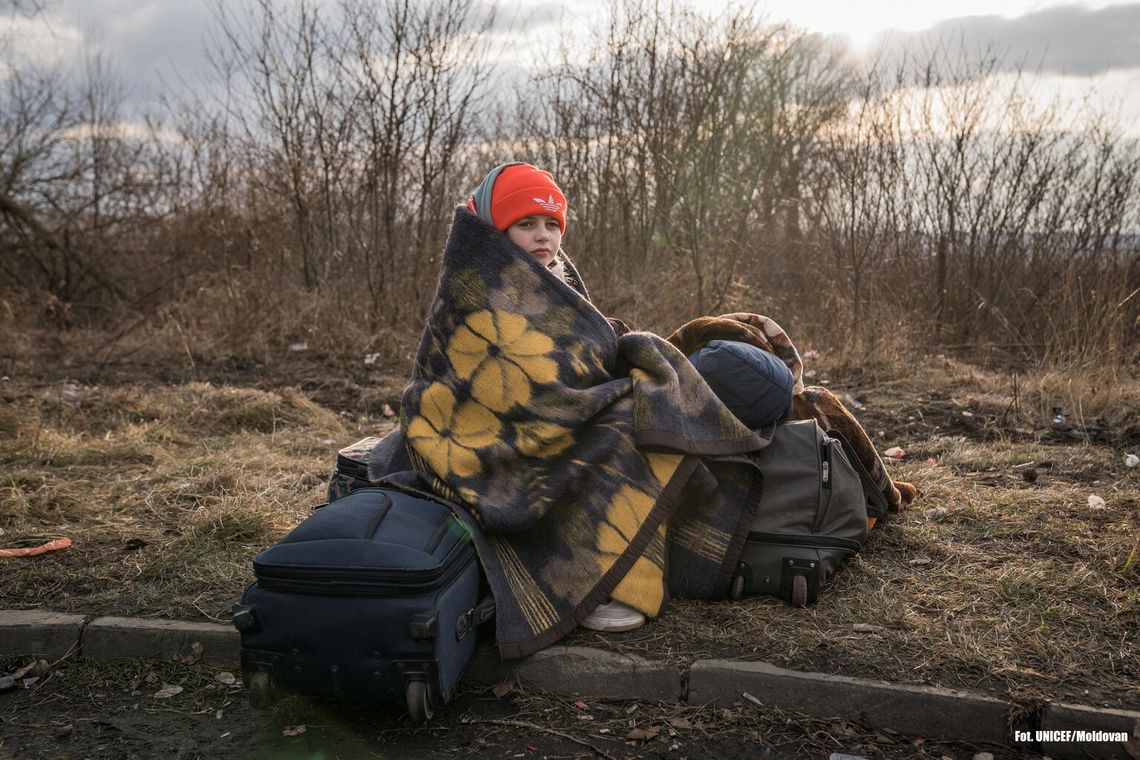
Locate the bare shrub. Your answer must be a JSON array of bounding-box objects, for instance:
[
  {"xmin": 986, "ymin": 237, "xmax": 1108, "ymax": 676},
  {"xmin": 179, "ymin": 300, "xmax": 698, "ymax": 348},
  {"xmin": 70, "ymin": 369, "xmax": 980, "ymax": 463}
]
[
  {"xmin": 0, "ymin": 0, "xmax": 1135, "ymax": 374},
  {"xmin": 804, "ymin": 40, "xmax": 1139, "ymax": 366},
  {"xmin": 511, "ymin": 1, "xmax": 853, "ymax": 336}
]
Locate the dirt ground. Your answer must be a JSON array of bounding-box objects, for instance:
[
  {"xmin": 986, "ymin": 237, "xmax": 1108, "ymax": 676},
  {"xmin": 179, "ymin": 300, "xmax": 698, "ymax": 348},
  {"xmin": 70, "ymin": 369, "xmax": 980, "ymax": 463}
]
[{"xmin": 0, "ymin": 657, "xmax": 1033, "ymax": 760}]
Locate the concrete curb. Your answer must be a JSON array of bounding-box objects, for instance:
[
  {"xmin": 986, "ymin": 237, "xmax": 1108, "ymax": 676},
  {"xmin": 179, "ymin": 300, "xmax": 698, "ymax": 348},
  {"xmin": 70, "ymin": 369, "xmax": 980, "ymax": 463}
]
[
  {"xmin": 84, "ymin": 616, "xmax": 239, "ymax": 666},
  {"xmin": 689, "ymin": 659, "xmax": 1017, "ymax": 744},
  {"xmin": 1, "ymin": 610, "xmax": 87, "ymax": 660},
  {"xmin": 467, "ymin": 644, "xmax": 684, "ymax": 703},
  {"xmin": 2, "ymin": 609, "xmax": 1137, "ymax": 759}
]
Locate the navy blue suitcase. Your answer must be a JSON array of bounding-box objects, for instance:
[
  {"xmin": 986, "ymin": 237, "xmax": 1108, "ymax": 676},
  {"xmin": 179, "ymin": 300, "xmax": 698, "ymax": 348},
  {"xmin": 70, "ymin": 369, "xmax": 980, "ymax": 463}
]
[{"xmin": 231, "ymin": 487, "xmax": 492, "ymax": 721}]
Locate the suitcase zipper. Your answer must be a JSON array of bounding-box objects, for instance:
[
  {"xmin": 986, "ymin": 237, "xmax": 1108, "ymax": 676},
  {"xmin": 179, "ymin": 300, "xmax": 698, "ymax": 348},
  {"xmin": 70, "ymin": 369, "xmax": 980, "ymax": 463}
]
[
  {"xmin": 746, "ymin": 531, "xmax": 861, "ymax": 553},
  {"xmin": 821, "ymin": 439, "xmax": 832, "ymax": 489},
  {"xmin": 812, "ymin": 437, "xmax": 837, "ymax": 533},
  {"xmin": 254, "ymin": 542, "xmax": 476, "ymax": 596}
]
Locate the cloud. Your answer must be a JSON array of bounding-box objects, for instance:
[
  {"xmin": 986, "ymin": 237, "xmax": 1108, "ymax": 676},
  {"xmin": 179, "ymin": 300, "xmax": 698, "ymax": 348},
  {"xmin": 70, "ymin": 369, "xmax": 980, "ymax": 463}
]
[
  {"xmin": 72, "ymin": 0, "xmax": 218, "ymax": 87},
  {"xmin": 1, "ymin": 0, "xmax": 220, "ymax": 100},
  {"xmin": 1, "ymin": 11, "xmax": 84, "ymax": 70},
  {"xmin": 481, "ymin": 1, "xmax": 565, "ymax": 33},
  {"xmin": 871, "ymin": 3, "xmax": 1140, "ymax": 77}
]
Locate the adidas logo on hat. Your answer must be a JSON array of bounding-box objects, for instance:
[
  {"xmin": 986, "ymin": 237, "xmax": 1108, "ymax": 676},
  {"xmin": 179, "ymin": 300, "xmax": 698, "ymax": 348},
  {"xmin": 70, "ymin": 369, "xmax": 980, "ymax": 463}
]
[{"xmin": 532, "ymin": 195, "xmax": 563, "ymax": 213}]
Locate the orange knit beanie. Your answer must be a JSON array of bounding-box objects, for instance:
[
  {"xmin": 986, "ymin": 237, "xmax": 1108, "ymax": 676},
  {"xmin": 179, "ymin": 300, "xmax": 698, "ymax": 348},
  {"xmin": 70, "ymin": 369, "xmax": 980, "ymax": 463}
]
[{"xmin": 469, "ymin": 163, "xmax": 567, "ymax": 233}]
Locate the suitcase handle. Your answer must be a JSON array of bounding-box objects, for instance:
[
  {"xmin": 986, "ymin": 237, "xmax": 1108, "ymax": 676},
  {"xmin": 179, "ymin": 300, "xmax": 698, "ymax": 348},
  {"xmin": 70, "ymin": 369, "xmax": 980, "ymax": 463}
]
[{"xmin": 473, "ymin": 594, "xmax": 495, "ymax": 624}]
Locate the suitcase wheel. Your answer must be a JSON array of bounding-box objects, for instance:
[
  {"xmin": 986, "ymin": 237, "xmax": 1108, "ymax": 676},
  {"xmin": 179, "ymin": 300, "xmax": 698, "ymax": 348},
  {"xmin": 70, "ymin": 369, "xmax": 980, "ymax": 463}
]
[
  {"xmin": 405, "ymin": 678, "xmax": 436, "ymax": 724},
  {"xmin": 790, "ymin": 575, "xmax": 808, "ymax": 607},
  {"xmin": 248, "ymin": 671, "xmax": 277, "ymax": 709}
]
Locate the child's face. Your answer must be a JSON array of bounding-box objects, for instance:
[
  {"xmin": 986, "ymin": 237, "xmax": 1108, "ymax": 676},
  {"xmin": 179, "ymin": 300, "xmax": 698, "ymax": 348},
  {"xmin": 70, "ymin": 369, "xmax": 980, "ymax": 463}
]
[{"xmin": 506, "ymin": 214, "xmax": 561, "ymax": 268}]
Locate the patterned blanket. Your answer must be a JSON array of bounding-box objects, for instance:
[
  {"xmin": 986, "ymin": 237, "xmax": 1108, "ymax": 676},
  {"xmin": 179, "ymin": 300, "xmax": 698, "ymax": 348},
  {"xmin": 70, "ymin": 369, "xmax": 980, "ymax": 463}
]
[{"xmin": 370, "ymin": 208, "xmax": 769, "ymax": 658}]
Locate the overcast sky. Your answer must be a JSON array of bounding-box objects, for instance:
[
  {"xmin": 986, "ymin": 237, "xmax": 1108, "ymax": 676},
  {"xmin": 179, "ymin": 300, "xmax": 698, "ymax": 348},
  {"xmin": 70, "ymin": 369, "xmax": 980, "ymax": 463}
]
[{"xmin": 3, "ymin": 0, "xmax": 1139, "ymax": 128}]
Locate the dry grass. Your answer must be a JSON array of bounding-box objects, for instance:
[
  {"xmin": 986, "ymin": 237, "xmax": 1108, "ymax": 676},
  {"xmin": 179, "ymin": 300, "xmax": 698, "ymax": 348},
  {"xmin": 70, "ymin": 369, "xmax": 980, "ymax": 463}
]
[
  {"xmin": 567, "ymin": 357, "xmax": 1140, "ymax": 710},
  {"xmin": 1, "ymin": 355, "xmax": 1137, "ymax": 714},
  {"xmin": 0, "ymin": 378, "xmax": 395, "ymax": 620},
  {"xmin": 587, "ymin": 435, "xmax": 1139, "ymax": 708}
]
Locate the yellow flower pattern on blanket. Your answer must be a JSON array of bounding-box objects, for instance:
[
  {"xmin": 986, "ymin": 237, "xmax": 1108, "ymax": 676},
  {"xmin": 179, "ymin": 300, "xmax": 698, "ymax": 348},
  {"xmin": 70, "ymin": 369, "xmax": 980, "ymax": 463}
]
[
  {"xmin": 595, "ymin": 450, "xmax": 683, "ymax": 617},
  {"xmin": 406, "ymin": 382, "xmax": 501, "ymax": 478},
  {"xmin": 515, "ymin": 419, "xmax": 575, "ymax": 458},
  {"xmin": 448, "ymin": 309, "xmax": 559, "ymax": 412}
]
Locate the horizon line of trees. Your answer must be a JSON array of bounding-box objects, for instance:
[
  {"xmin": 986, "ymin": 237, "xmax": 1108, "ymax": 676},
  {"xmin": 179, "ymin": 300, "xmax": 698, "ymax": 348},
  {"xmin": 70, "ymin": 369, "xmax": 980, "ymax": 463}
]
[{"xmin": 2, "ymin": 0, "xmax": 1137, "ymax": 369}]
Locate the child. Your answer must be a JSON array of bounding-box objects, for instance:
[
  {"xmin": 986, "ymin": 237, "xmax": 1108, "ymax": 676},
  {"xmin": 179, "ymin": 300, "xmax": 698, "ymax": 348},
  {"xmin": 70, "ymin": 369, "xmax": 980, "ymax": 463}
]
[{"xmin": 465, "ymin": 162, "xmax": 647, "ymax": 632}]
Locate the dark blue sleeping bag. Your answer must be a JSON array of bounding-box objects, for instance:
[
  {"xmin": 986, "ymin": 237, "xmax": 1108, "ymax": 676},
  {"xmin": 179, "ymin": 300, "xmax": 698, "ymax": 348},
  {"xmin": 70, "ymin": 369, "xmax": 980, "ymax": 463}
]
[{"xmin": 687, "ymin": 339, "xmax": 795, "ymax": 429}]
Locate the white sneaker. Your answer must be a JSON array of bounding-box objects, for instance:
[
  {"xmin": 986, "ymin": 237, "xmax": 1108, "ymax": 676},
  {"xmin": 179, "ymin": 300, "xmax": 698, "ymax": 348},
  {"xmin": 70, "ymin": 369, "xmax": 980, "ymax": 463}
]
[{"xmin": 580, "ymin": 600, "xmax": 646, "ymax": 632}]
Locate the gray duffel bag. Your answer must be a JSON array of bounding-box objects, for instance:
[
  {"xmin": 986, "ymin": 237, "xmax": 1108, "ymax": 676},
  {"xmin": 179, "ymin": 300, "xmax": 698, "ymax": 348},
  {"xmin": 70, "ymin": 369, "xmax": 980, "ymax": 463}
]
[{"xmin": 730, "ymin": 419, "xmax": 889, "ymax": 606}]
